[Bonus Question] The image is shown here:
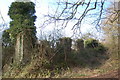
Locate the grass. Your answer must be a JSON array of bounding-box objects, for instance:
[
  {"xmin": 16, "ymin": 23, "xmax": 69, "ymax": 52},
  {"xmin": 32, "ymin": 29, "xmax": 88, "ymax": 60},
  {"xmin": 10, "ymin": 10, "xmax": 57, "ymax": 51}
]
[
  {"xmin": 2, "ymin": 55, "xmax": 118, "ymax": 78},
  {"xmin": 2, "ymin": 44, "xmax": 119, "ymax": 78}
]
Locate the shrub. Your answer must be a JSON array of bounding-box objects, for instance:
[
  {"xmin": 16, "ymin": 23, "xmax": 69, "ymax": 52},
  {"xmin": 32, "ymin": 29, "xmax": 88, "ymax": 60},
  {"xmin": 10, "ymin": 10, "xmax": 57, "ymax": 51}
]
[
  {"xmin": 94, "ymin": 43, "xmax": 106, "ymax": 53},
  {"xmin": 84, "ymin": 38, "xmax": 99, "ymax": 48}
]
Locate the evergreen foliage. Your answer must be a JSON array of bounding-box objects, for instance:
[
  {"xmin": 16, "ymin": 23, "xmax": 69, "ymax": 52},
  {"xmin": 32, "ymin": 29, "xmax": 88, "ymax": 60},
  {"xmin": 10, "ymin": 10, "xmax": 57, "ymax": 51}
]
[
  {"xmin": 2, "ymin": 30, "xmax": 12, "ymax": 47},
  {"xmin": 7, "ymin": 2, "xmax": 36, "ymax": 42}
]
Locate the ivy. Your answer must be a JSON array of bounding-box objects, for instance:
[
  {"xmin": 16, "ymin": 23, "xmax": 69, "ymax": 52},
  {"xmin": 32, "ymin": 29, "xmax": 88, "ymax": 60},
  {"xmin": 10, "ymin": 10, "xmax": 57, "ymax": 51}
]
[{"xmin": 8, "ymin": 2, "xmax": 36, "ymax": 42}]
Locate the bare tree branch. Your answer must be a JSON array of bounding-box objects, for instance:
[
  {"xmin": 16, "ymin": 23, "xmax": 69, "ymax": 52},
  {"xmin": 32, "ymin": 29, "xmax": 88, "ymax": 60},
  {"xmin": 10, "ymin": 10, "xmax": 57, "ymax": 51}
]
[
  {"xmin": 0, "ymin": 10, "xmax": 7, "ymax": 31},
  {"xmin": 43, "ymin": 0, "xmax": 107, "ymax": 37}
]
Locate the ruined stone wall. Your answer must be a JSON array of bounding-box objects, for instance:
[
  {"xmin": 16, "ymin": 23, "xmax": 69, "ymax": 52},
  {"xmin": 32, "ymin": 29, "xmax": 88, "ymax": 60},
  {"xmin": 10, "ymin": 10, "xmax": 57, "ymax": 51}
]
[
  {"xmin": 14, "ymin": 33, "xmax": 24, "ymax": 64},
  {"xmin": 58, "ymin": 37, "xmax": 72, "ymax": 61},
  {"xmin": 76, "ymin": 39, "xmax": 84, "ymax": 52},
  {"xmin": 14, "ymin": 31, "xmax": 34, "ymax": 65}
]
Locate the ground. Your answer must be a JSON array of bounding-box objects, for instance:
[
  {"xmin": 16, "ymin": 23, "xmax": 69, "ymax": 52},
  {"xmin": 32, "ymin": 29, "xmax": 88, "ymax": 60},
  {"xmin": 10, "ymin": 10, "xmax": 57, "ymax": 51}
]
[{"xmin": 91, "ymin": 69, "xmax": 119, "ymax": 78}]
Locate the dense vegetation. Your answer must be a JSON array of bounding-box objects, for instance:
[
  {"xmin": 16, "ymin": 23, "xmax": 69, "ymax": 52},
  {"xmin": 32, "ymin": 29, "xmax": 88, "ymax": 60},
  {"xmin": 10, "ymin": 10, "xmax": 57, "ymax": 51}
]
[
  {"xmin": 2, "ymin": 35, "xmax": 109, "ymax": 78},
  {"xmin": 2, "ymin": 1, "xmax": 119, "ymax": 78},
  {"xmin": 2, "ymin": 2, "xmax": 36, "ymax": 46}
]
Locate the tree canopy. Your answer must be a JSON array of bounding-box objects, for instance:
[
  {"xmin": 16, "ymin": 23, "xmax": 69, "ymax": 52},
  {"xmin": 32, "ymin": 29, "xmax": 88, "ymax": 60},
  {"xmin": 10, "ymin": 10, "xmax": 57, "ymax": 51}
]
[{"xmin": 7, "ymin": 2, "xmax": 36, "ymax": 42}]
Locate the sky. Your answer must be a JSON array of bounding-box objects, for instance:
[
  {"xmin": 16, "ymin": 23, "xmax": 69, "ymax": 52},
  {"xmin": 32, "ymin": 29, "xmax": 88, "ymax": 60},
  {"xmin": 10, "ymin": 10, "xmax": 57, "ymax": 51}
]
[{"xmin": 0, "ymin": 0, "xmax": 113, "ymax": 40}]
